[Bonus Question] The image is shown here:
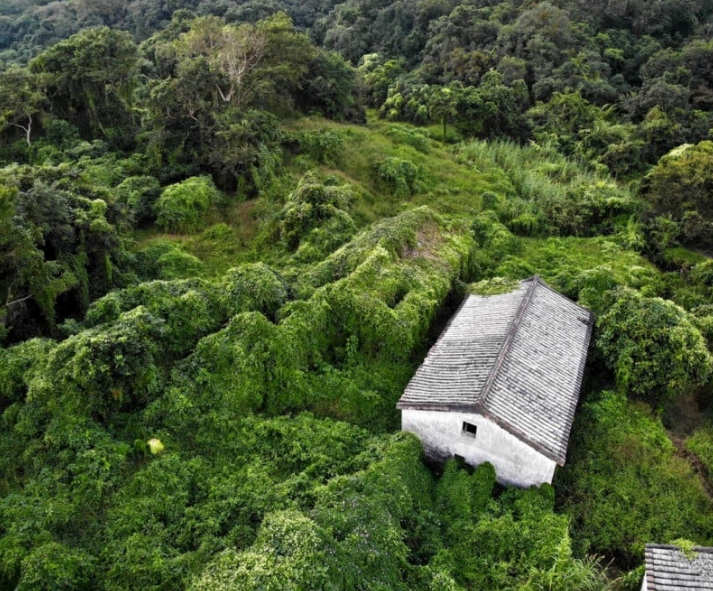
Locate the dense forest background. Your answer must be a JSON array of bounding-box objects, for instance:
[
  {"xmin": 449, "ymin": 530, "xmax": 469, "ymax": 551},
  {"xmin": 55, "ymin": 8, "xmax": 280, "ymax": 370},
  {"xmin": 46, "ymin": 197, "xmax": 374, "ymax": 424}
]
[{"xmin": 2, "ymin": 0, "xmax": 713, "ymax": 589}]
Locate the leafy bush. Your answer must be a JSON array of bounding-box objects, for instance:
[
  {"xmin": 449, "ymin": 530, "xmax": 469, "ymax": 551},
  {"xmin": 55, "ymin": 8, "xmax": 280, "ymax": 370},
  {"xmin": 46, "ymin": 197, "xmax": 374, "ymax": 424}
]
[
  {"xmin": 471, "ymin": 211, "xmax": 519, "ymax": 272},
  {"xmin": 302, "ymin": 211, "xmax": 474, "ymax": 362},
  {"xmin": 308, "ymin": 432, "xmax": 438, "ymax": 590},
  {"xmin": 17, "ymin": 542, "xmax": 95, "ymax": 591},
  {"xmin": 436, "ymin": 461, "xmax": 495, "ymax": 532},
  {"xmin": 291, "ymin": 130, "xmax": 345, "ymax": 165},
  {"xmin": 38, "ymin": 306, "xmax": 166, "ymax": 421},
  {"xmin": 276, "ymin": 172, "xmax": 356, "ymax": 252},
  {"xmin": 85, "ymin": 278, "xmax": 229, "ymax": 359},
  {"xmin": 189, "ymin": 510, "xmax": 339, "ymax": 591},
  {"xmin": 433, "ymin": 464, "xmax": 606, "ymax": 590},
  {"xmin": 102, "ymin": 454, "xmax": 209, "ymax": 590},
  {"xmin": 385, "ymin": 125, "xmax": 432, "ymax": 153},
  {"xmin": 596, "ymin": 288, "xmax": 713, "ymax": 407},
  {"xmin": 300, "ymin": 207, "xmax": 453, "ymax": 291},
  {"xmin": 156, "ymin": 249, "xmax": 205, "ymax": 280},
  {"xmin": 374, "ymin": 157, "xmax": 420, "ymax": 198},
  {"xmin": 293, "ymin": 212, "xmax": 358, "ymax": 263},
  {"xmin": 113, "ymin": 176, "xmax": 161, "ymax": 226},
  {"xmin": 642, "ymin": 141, "xmax": 713, "ymax": 247},
  {"xmin": 685, "ymin": 428, "xmax": 713, "ymax": 475},
  {"xmin": 691, "ymin": 305, "xmax": 713, "ymax": 347},
  {"xmin": 154, "ymin": 176, "xmax": 221, "ymax": 234},
  {"xmin": 170, "ymin": 311, "xmax": 307, "ymax": 416},
  {"xmin": 692, "ymin": 260, "xmax": 713, "ymax": 287},
  {"xmin": 0, "ymin": 339, "xmax": 55, "ymax": 406},
  {"xmin": 218, "ymin": 263, "xmax": 289, "ymax": 319}
]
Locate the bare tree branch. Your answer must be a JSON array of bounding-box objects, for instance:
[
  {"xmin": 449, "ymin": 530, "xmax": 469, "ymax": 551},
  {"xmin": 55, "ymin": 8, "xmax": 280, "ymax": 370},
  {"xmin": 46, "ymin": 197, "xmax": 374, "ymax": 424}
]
[{"xmin": 6, "ymin": 286, "xmax": 34, "ymax": 307}]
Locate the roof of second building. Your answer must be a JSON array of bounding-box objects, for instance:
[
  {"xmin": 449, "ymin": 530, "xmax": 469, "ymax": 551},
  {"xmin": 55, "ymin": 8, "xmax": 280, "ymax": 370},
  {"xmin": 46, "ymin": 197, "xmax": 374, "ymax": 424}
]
[
  {"xmin": 396, "ymin": 276, "xmax": 594, "ymax": 465},
  {"xmin": 645, "ymin": 544, "xmax": 713, "ymax": 590}
]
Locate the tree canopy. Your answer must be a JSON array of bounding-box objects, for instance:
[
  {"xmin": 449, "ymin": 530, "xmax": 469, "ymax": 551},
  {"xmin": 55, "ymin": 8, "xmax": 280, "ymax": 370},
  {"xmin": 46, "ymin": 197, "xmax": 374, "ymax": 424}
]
[{"xmin": 2, "ymin": 2, "xmax": 713, "ymax": 590}]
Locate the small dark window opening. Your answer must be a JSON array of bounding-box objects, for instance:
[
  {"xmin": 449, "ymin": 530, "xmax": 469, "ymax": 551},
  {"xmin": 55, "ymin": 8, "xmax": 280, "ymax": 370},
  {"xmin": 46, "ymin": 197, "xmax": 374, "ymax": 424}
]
[{"xmin": 462, "ymin": 422, "xmax": 478, "ymax": 437}]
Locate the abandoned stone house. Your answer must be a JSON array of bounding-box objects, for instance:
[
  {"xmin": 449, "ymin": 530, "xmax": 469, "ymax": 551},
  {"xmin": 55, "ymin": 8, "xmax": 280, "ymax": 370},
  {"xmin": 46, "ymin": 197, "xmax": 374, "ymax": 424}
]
[
  {"xmin": 642, "ymin": 544, "xmax": 713, "ymax": 590},
  {"xmin": 396, "ymin": 276, "xmax": 594, "ymax": 488}
]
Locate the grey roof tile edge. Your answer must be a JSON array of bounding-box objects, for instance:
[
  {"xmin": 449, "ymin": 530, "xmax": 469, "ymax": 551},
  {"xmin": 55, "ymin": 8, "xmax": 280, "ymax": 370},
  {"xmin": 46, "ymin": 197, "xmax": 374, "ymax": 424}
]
[
  {"xmin": 646, "ymin": 544, "xmax": 713, "ymax": 554},
  {"xmin": 644, "ymin": 544, "xmax": 713, "ymax": 591},
  {"xmin": 396, "ymin": 284, "xmax": 524, "ymax": 412},
  {"xmin": 531, "ymin": 275, "xmax": 594, "ymax": 319},
  {"xmin": 645, "ymin": 545, "xmax": 657, "ymax": 591},
  {"xmin": 557, "ymin": 293, "xmax": 595, "ymax": 465}
]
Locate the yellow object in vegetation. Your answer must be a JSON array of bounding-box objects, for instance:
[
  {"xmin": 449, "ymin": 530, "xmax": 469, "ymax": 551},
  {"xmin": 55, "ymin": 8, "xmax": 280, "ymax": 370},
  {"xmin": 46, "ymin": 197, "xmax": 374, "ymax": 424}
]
[{"xmin": 148, "ymin": 438, "xmax": 165, "ymax": 455}]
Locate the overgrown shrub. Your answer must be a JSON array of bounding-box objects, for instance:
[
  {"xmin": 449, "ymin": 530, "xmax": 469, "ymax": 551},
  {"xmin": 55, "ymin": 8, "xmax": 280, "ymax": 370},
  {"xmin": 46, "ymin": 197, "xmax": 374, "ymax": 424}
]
[
  {"xmin": 302, "ymin": 211, "xmax": 474, "ymax": 362},
  {"xmin": 171, "ymin": 311, "xmax": 310, "ymax": 416},
  {"xmin": 0, "ymin": 339, "xmax": 55, "ymax": 406},
  {"xmin": 641, "ymin": 141, "xmax": 713, "ymax": 248},
  {"xmin": 133, "ymin": 241, "xmax": 205, "ymax": 281},
  {"xmin": 374, "ymin": 157, "xmax": 420, "ymax": 198},
  {"xmin": 154, "ymin": 176, "xmax": 221, "ymax": 234},
  {"xmin": 114, "ymin": 176, "xmax": 161, "ymax": 226},
  {"xmin": 290, "ymin": 130, "xmax": 345, "ymax": 165},
  {"xmin": 691, "ymin": 305, "xmax": 713, "ymax": 345},
  {"xmin": 596, "ymin": 288, "xmax": 713, "ymax": 407},
  {"xmin": 156, "ymin": 249, "xmax": 205, "ymax": 279},
  {"xmin": 434, "ymin": 465, "xmax": 606, "ymax": 590},
  {"xmin": 385, "ymin": 125, "xmax": 431, "ymax": 153},
  {"xmin": 38, "ymin": 306, "xmax": 166, "ymax": 421},
  {"xmin": 218, "ymin": 263, "xmax": 289, "ymax": 319},
  {"xmin": 276, "ymin": 172, "xmax": 356, "ymax": 252},
  {"xmin": 17, "ymin": 543, "xmax": 95, "ymax": 591},
  {"xmin": 686, "ymin": 427, "xmax": 713, "ymax": 474},
  {"xmin": 471, "ymin": 211, "xmax": 519, "ymax": 271},
  {"xmin": 557, "ymin": 390, "xmax": 713, "ymax": 566},
  {"xmin": 692, "ymin": 260, "xmax": 713, "ymax": 287}
]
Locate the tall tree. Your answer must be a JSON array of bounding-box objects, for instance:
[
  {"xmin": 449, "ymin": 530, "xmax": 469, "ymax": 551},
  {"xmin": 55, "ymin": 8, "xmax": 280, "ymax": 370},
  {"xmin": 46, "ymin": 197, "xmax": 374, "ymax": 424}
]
[
  {"xmin": 29, "ymin": 27, "xmax": 138, "ymax": 143},
  {"xmin": 178, "ymin": 16, "xmax": 268, "ymax": 109},
  {"xmin": 0, "ymin": 68, "xmax": 44, "ymax": 146}
]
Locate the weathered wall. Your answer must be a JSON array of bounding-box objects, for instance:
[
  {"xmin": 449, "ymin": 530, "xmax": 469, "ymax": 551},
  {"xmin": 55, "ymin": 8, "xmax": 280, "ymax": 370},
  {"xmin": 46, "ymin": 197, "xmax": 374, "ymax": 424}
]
[{"xmin": 401, "ymin": 409, "xmax": 557, "ymax": 487}]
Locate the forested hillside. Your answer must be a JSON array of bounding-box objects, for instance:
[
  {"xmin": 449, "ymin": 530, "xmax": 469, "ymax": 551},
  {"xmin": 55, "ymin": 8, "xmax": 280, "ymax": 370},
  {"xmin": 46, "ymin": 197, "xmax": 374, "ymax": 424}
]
[{"xmin": 1, "ymin": 1, "xmax": 713, "ymax": 589}]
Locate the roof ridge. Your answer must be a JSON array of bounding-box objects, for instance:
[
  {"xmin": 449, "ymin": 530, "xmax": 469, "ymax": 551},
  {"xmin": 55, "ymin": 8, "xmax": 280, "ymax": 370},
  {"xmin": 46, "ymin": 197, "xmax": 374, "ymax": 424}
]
[
  {"xmin": 646, "ymin": 543, "xmax": 713, "ymax": 555},
  {"xmin": 477, "ymin": 277, "xmax": 539, "ymax": 409},
  {"xmin": 530, "ymin": 275, "xmax": 594, "ymax": 319}
]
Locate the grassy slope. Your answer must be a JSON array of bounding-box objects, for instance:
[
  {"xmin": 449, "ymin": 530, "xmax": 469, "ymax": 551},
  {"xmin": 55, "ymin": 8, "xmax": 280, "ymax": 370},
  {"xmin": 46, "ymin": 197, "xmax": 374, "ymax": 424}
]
[
  {"xmin": 135, "ymin": 111, "xmax": 708, "ymax": 420},
  {"xmin": 133, "ymin": 115, "xmax": 509, "ymax": 275},
  {"xmin": 128, "ymin": 114, "xmax": 713, "ymax": 570}
]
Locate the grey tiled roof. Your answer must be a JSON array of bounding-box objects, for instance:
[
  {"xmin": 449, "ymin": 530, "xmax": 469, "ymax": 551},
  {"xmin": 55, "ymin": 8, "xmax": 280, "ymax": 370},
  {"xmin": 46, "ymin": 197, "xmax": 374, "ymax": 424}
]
[
  {"xmin": 396, "ymin": 276, "xmax": 593, "ymax": 465},
  {"xmin": 645, "ymin": 544, "xmax": 713, "ymax": 590}
]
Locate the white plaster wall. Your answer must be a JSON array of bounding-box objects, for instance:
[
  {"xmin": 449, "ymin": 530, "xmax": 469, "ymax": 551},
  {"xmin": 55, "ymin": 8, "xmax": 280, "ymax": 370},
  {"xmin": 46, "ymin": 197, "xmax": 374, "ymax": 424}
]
[
  {"xmin": 402, "ymin": 409, "xmax": 557, "ymax": 488},
  {"xmin": 640, "ymin": 573, "xmax": 647, "ymax": 591}
]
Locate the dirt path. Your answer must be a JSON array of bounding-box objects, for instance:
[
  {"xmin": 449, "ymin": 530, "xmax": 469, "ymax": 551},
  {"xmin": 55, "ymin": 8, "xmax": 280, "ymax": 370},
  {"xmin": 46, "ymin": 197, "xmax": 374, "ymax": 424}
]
[{"xmin": 664, "ymin": 393, "xmax": 713, "ymax": 498}]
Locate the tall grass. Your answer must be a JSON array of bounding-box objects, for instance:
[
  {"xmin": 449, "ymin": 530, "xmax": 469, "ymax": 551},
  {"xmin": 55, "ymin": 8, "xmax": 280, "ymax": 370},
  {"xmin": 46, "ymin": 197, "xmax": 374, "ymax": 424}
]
[
  {"xmin": 454, "ymin": 139, "xmax": 637, "ymax": 237},
  {"xmin": 454, "ymin": 139, "xmax": 610, "ymax": 203}
]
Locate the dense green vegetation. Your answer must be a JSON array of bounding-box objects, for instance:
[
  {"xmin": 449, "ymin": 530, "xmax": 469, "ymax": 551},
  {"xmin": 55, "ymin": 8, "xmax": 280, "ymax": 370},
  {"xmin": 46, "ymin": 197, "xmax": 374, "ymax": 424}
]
[{"xmin": 1, "ymin": 1, "xmax": 713, "ymax": 589}]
